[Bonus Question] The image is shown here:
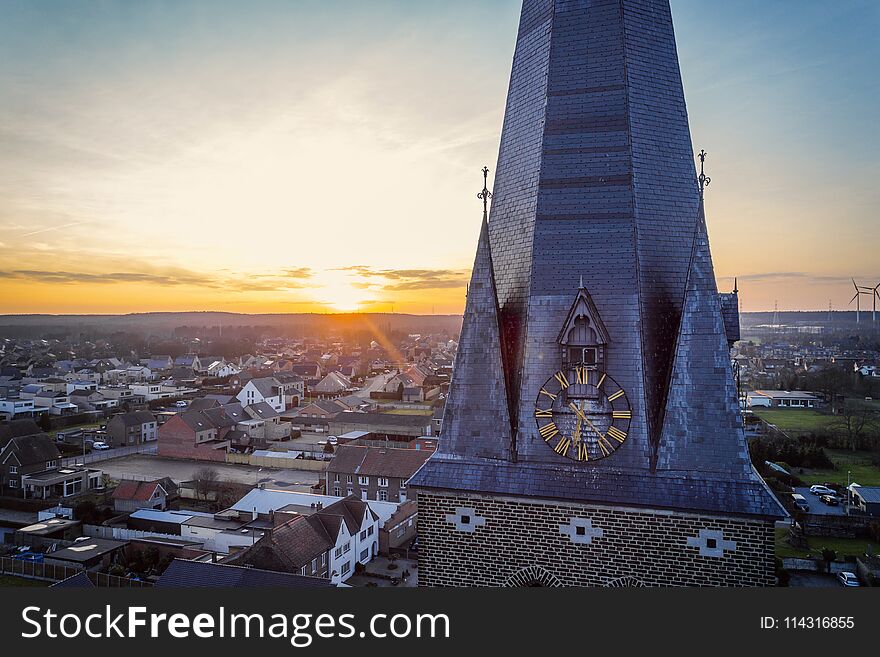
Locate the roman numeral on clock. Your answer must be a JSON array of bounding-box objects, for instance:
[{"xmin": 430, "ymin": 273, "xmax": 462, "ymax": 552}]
[
  {"xmin": 607, "ymin": 425, "xmax": 627, "ymax": 443},
  {"xmin": 535, "ymin": 408, "xmax": 553, "ymax": 418},
  {"xmin": 554, "ymin": 371, "xmax": 570, "ymax": 389},
  {"xmin": 597, "ymin": 435, "xmax": 613, "ymax": 457},
  {"xmin": 612, "ymin": 410, "xmax": 631, "ymax": 419},
  {"xmin": 540, "ymin": 388, "xmax": 557, "ymax": 401},
  {"xmin": 554, "ymin": 437, "xmax": 571, "ymax": 456},
  {"xmin": 575, "ymin": 366, "xmax": 588, "ymax": 385},
  {"xmin": 577, "ymin": 442, "xmax": 590, "ymax": 462},
  {"xmin": 608, "ymin": 389, "xmax": 625, "ymax": 402},
  {"xmin": 539, "ymin": 422, "xmax": 559, "ymax": 441}
]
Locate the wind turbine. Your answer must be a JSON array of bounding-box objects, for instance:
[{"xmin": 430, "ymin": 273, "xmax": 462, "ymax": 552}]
[
  {"xmin": 850, "ymin": 279, "xmax": 873, "ymax": 324},
  {"xmin": 873, "ymin": 282, "xmax": 880, "ymax": 324}
]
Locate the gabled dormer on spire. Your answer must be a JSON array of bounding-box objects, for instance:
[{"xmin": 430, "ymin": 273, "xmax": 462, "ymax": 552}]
[{"xmin": 556, "ymin": 279, "xmax": 611, "ymax": 370}]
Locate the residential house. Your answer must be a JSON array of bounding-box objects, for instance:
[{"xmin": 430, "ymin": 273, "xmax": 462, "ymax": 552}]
[
  {"xmin": 236, "ymin": 377, "xmax": 285, "ymax": 413},
  {"xmin": 111, "ymin": 480, "xmax": 168, "ymax": 512},
  {"xmin": 106, "ymin": 411, "xmax": 157, "ymax": 447},
  {"xmin": 145, "ymin": 355, "xmax": 174, "ymax": 371},
  {"xmin": 0, "ymin": 397, "xmax": 35, "ymax": 420},
  {"xmin": 311, "ymin": 371, "xmax": 353, "ymax": 399},
  {"xmin": 68, "ymin": 389, "xmax": 118, "ymax": 413},
  {"xmin": 31, "ymin": 390, "xmax": 79, "ymax": 416},
  {"xmin": 1, "ymin": 432, "xmax": 102, "ymax": 498},
  {"xmin": 158, "ymin": 409, "xmax": 232, "ymax": 462},
  {"xmin": 273, "ymin": 372, "xmax": 305, "ymax": 408},
  {"xmin": 196, "ymin": 356, "xmax": 225, "ymax": 374},
  {"xmin": 224, "ymin": 513, "xmax": 334, "ymax": 579},
  {"xmin": 379, "ymin": 500, "xmax": 418, "ymax": 555},
  {"xmin": 227, "ymin": 492, "xmax": 380, "ymax": 583},
  {"xmin": 174, "ymin": 355, "xmax": 202, "ymax": 372},
  {"xmin": 326, "ymin": 445, "xmax": 431, "ymax": 502}
]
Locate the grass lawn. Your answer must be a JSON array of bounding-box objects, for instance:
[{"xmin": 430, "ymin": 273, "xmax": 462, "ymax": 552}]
[
  {"xmin": 0, "ymin": 575, "xmax": 51, "ymax": 587},
  {"xmin": 775, "ymin": 528, "xmax": 879, "ymax": 560},
  {"xmin": 751, "ymin": 408, "xmax": 838, "ymax": 436},
  {"xmin": 795, "ymin": 449, "xmax": 880, "ymax": 487}
]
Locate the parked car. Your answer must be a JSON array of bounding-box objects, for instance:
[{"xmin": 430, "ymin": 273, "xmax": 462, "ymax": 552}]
[
  {"xmin": 92, "ymin": 441, "xmax": 111, "ymax": 451},
  {"xmin": 327, "ymin": 436, "xmax": 338, "ymax": 445},
  {"xmin": 809, "ymin": 485, "xmax": 835, "ymax": 496},
  {"xmin": 791, "ymin": 493, "xmax": 810, "ymax": 512},
  {"xmin": 837, "ymin": 571, "xmax": 860, "ymax": 587},
  {"xmin": 13, "ymin": 552, "xmax": 43, "ymax": 563},
  {"xmin": 175, "ymin": 400, "xmax": 188, "ymax": 408},
  {"xmin": 820, "ymin": 494, "xmax": 839, "ymax": 506}
]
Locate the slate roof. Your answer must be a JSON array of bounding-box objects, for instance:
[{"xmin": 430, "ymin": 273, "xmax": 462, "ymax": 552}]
[
  {"xmin": 225, "ymin": 515, "xmax": 333, "ymax": 571},
  {"xmin": 247, "ymin": 377, "xmax": 282, "ymax": 398},
  {"xmin": 188, "ymin": 397, "xmax": 221, "ymax": 412},
  {"xmin": 51, "ymin": 571, "xmax": 96, "ymax": 588},
  {"xmin": 318, "ymin": 495, "xmax": 378, "ymax": 533},
  {"xmin": 409, "ymin": 456, "xmax": 786, "ymax": 519},
  {"xmin": 155, "ymin": 559, "xmax": 333, "ymax": 588},
  {"xmin": 330, "ymin": 411, "xmax": 432, "ymax": 429},
  {"xmin": 1, "ymin": 434, "xmax": 61, "ymax": 466},
  {"xmin": 0, "ymin": 418, "xmax": 42, "ymax": 447},
  {"xmin": 327, "ymin": 445, "xmax": 432, "ymax": 479},
  {"xmin": 853, "ymin": 486, "xmax": 880, "ymax": 504},
  {"xmin": 112, "ymin": 410, "xmax": 155, "ymax": 427},
  {"xmin": 246, "ymin": 401, "xmax": 280, "ymax": 420}
]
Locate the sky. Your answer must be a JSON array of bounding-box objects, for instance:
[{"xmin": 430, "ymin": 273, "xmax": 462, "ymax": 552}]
[{"xmin": 0, "ymin": 0, "xmax": 877, "ymax": 315}]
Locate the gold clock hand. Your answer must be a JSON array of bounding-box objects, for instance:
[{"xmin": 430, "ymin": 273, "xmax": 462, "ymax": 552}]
[{"xmin": 569, "ymin": 402, "xmax": 605, "ymax": 439}]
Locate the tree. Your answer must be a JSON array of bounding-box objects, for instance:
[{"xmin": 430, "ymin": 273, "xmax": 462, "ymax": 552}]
[
  {"xmin": 192, "ymin": 466, "xmax": 220, "ymax": 501},
  {"xmin": 837, "ymin": 400, "xmax": 878, "ymax": 451},
  {"xmin": 820, "ymin": 548, "xmax": 837, "ymax": 574}
]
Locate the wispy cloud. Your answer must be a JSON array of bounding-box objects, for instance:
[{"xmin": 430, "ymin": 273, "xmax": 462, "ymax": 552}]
[
  {"xmin": 19, "ymin": 222, "xmax": 85, "ymax": 237},
  {"xmin": 337, "ymin": 265, "xmax": 469, "ymax": 290}
]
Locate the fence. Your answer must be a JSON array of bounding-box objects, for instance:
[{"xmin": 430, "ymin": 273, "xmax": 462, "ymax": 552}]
[
  {"xmin": 225, "ymin": 451, "xmax": 328, "ymax": 471},
  {"xmin": 0, "ymin": 556, "xmax": 152, "ymax": 587},
  {"xmin": 61, "ymin": 442, "xmax": 157, "ymax": 468},
  {"xmin": 1, "ymin": 555, "xmax": 80, "ymax": 582}
]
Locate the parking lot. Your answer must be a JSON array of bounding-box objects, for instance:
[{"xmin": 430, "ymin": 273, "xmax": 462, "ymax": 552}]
[
  {"xmin": 97, "ymin": 454, "xmax": 322, "ymax": 491},
  {"xmin": 793, "ymin": 487, "xmax": 847, "ymax": 516}
]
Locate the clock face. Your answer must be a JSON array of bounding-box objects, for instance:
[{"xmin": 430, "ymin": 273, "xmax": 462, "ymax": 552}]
[{"xmin": 533, "ymin": 365, "xmax": 632, "ymax": 462}]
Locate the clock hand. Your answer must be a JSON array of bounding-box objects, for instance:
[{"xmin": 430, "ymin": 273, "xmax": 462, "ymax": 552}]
[{"xmin": 568, "ymin": 402, "xmax": 605, "ymax": 439}]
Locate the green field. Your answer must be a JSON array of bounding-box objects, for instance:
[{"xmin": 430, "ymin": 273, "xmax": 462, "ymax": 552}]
[
  {"xmin": 751, "ymin": 408, "xmax": 838, "ymax": 436},
  {"xmin": 796, "ymin": 449, "xmax": 880, "ymax": 487},
  {"xmin": 775, "ymin": 528, "xmax": 879, "ymax": 560}
]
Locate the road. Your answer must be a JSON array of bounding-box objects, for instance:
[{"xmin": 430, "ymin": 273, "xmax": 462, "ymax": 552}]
[
  {"xmin": 355, "ymin": 372, "xmax": 396, "ymax": 398},
  {"xmin": 96, "ymin": 454, "xmax": 322, "ymax": 491}
]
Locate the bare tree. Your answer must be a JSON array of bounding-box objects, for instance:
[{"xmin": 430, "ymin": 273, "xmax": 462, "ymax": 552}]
[
  {"xmin": 837, "ymin": 401, "xmax": 878, "ymax": 451},
  {"xmin": 193, "ymin": 466, "xmax": 220, "ymax": 501}
]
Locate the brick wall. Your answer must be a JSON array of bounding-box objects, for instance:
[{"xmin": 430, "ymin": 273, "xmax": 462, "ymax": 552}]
[{"xmin": 416, "ymin": 491, "xmax": 775, "ymax": 587}]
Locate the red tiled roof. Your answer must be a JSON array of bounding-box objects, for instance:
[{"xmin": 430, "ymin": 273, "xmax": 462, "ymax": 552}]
[{"xmin": 111, "ymin": 480, "xmax": 163, "ymax": 501}]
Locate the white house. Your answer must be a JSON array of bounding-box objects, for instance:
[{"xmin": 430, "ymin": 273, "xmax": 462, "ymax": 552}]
[{"xmin": 236, "ymin": 377, "xmax": 284, "ymax": 413}]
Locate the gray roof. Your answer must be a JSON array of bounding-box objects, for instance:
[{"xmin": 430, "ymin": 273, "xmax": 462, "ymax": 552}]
[
  {"xmin": 156, "ymin": 559, "xmax": 332, "ymax": 588},
  {"xmin": 853, "ymin": 487, "xmax": 880, "ymax": 504},
  {"xmin": 409, "ymin": 456, "xmax": 786, "ymax": 519},
  {"xmin": 2, "ymin": 434, "xmax": 61, "ymax": 466}
]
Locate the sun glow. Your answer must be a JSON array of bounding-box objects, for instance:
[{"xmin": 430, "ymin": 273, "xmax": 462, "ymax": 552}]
[{"xmin": 313, "ymin": 270, "xmax": 376, "ymax": 312}]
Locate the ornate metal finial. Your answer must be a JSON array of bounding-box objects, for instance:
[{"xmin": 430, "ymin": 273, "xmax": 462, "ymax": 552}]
[
  {"xmin": 698, "ymin": 149, "xmax": 711, "ymax": 200},
  {"xmin": 477, "ymin": 166, "xmax": 493, "ymax": 220}
]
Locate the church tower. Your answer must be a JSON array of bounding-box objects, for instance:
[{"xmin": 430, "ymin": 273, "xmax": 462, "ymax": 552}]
[{"xmin": 409, "ymin": 0, "xmax": 784, "ymax": 587}]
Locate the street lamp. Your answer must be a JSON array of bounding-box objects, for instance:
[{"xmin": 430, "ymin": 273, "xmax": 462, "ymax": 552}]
[{"xmin": 846, "ymin": 470, "xmax": 851, "ymax": 516}]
